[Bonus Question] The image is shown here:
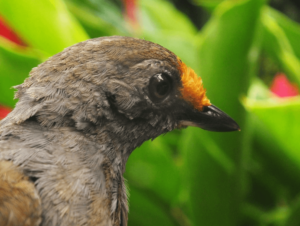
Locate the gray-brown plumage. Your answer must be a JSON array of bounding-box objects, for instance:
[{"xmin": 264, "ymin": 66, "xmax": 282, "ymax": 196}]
[{"xmin": 0, "ymin": 36, "xmax": 239, "ymax": 226}]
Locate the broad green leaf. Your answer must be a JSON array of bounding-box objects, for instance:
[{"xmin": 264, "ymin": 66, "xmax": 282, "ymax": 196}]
[
  {"xmin": 242, "ymin": 203, "xmax": 289, "ymax": 226},
  {"xmin": 261, "ymin": 7, "xmax": 300, "ymax": 86},
  {"xmin": 244, "ymin": 78, "xmax": 300, "ymax": 194},
  {"xmin": 246, "ymin": 78, "xmax": 274, "ymax": 101},
  {"xmin": 286, "ymin": 196, "xmax": 300, "ymax": 226},
  {"xmin": 180, "ymin": 0, "xmax": 264, "ymax": 225},
  {"xmin": 267, "ymin": 7, "xmax": 300, "ymax": 60},
  {"xmin": 139, "ymin": 0, "xmax": 197, "ymax": 36},
  {"xmin": 246, "ymin": 79, "xmax": 300, "ymax": 192},
  {"xmin": 252, "ymin": 118, "xmax": 300, "ymax": 195},
  {"xmin": 125, "ymin": 136, "xmax": 181, "ymax": 204},
  {"xmin": 139, "ymin": 0, "xmax": 202, "ymax": 75},
  {"xmin": 192, "ymin": 0, "xmax": 225, "ymax": 11},
  {"xmin": 65, "ymin": 0, "xmax": 129, "ymax": 38},
  {"xmin": 241, "ymin": 80, "xmax": 300, "ymax": 226},
  {"xmin": 128, "ymin": 186, "xmax": 177, "ymax": 226},
  {"xmin": 244, "ymin": 96, "xmax": 300, "ymax": 172},
  {"xmin": 141, "ymin": 30, "xmax": 202, "ymax": 73},
  {"xmin": 0, "ymin": 0, "xmax": 89, "ymax": 57},
  {"xmin": 0, "ymin": 38, "xmax": 41, "ymax": 107}
]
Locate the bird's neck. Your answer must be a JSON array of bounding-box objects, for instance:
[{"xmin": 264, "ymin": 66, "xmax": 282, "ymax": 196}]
[{"xmin": 85, "ymin": 118, "xmax": 169, "ymax": 174}]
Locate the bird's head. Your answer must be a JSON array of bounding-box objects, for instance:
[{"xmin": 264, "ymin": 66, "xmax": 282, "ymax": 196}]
[{"xmin": 2, "ymin": 36, "xmax": 239, "ymax": 150}]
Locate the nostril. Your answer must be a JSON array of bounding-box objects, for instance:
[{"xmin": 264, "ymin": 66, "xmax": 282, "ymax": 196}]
[{"xmin": 201, "ymin": 106, "xmax": 210, "ymax": 113}]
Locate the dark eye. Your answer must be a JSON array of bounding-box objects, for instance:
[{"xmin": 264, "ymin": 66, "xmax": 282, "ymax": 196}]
[{"xmin": 148, "ymin": 73, "xmax": 172, "ymax": 102}]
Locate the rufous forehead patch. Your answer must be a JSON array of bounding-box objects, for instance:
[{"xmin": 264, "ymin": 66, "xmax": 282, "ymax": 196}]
[{"xmin": 177, "ymin": 58, "xmax": 211, "ymax": 111}]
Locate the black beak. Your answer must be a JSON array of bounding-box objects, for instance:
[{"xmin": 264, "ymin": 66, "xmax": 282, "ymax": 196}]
[{"xmin": 179, "ymin": 105, "xmax": 240, "ymax": 132}]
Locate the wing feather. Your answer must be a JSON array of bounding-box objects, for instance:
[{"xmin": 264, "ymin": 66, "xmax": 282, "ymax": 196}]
[{"xmin": 0, "ymin": 161, "xmax": 41, "ymax": 226}]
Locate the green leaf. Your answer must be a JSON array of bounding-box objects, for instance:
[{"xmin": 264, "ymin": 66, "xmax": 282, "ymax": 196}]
[
  {"xmin": 138, "ymin": 0, "xmax": 202, "ymax": 74},
  {"xmin": 286, "ymin": 196, "xmax": 300, "ymax": 226},
  {"xmin": 242, "ymin": 203, "xmax": 289, "ymax": 226},
  {"xmin": 244, "ymin": 96, "xmax": 300, "ymax": 173},
  {"xmin": 245, "ymin": 79, "xmax": 300, "ymax": 193},
  {"xmin": 267, "ymin": 7, "xmax": 300, "ymax": 60},
  {"xmin": 180, "ymin": 0, "xmax": 264, "ymax": 225},
  {"xmin": 246, "ymin": 78, "xmax": 274, "ymax": 101},
  {"xmin": 125, "ymin": 136, "xmax": 181, "ymax": 204},
  {"xmin": 251, "ymin": 117, "xmax": 300, "ymax": 197},
  {"xmin": 192, "ymin": 0, "xmax": 225, "ymax": 12},
  {"xmin": 139, "ymin": 0, "xmax": 197, "ymax": 36},
  {"xmin": 141, "ymin": 31, "xmax": 202, "ymax": 73},
  {"xmin": 0, "ymin": 0, "xmax": 89, "ymax": 57},
  {"xmin": 0, "ymin": 38, "xmax": 41, "ymax": 107},
  {"xmin": 65, "ymin": 0, "xmax": 129, "ymax": 38},
  {"xmin": 128, "ymin": 186, "xmax": 177, "ymax": 226},
  {"xmin": 261, "ymin": 7, "xmax": 300, "ymax": 86}
]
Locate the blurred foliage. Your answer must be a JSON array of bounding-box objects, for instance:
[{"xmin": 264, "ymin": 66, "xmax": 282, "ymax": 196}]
[{"xmin": 0, "ymin": 0, "xmax": 300, "ymax": 225}]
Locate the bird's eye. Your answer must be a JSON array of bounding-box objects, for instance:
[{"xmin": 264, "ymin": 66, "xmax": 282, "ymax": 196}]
[{"xmin": 148, "ymin": 73, "xmax": 172, "ymax": 102}]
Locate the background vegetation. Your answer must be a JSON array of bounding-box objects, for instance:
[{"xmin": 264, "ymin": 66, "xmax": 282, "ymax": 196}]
[{"xmin": 0, "ymin": 0, "xmax": 300, "ymax": 225}]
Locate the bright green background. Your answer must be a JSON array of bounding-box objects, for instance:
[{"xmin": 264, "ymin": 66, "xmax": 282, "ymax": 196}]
[{"xmin": 1, "ymin": 0, "xmax": 300, "ymax": 225}]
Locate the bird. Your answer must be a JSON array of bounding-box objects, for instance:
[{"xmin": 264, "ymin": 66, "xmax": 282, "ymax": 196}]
[{"xmin": 0, "ymin": 36, "xmax": 239, "ymax": 226}]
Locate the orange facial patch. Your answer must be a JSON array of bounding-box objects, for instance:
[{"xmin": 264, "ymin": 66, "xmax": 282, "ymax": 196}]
[{"xmin": 177, "ymin": 58, "xmax": 211, "ymax": 111}]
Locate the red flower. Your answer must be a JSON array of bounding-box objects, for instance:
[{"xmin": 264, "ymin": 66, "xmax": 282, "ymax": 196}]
[
  {"xmin": 0, "ymin": 106, "xmax": 11, "ymax": 119},
  {"xmin": 0, "ymin": 16, "xmax": 26, "ymax": 46},
  {"xmin": 270, "ymin": 73, "xmax": 299, "ymax": 98},
  {"xmin": 123, "ymin": 0, "xmax": 139, "ymax": 28}
]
